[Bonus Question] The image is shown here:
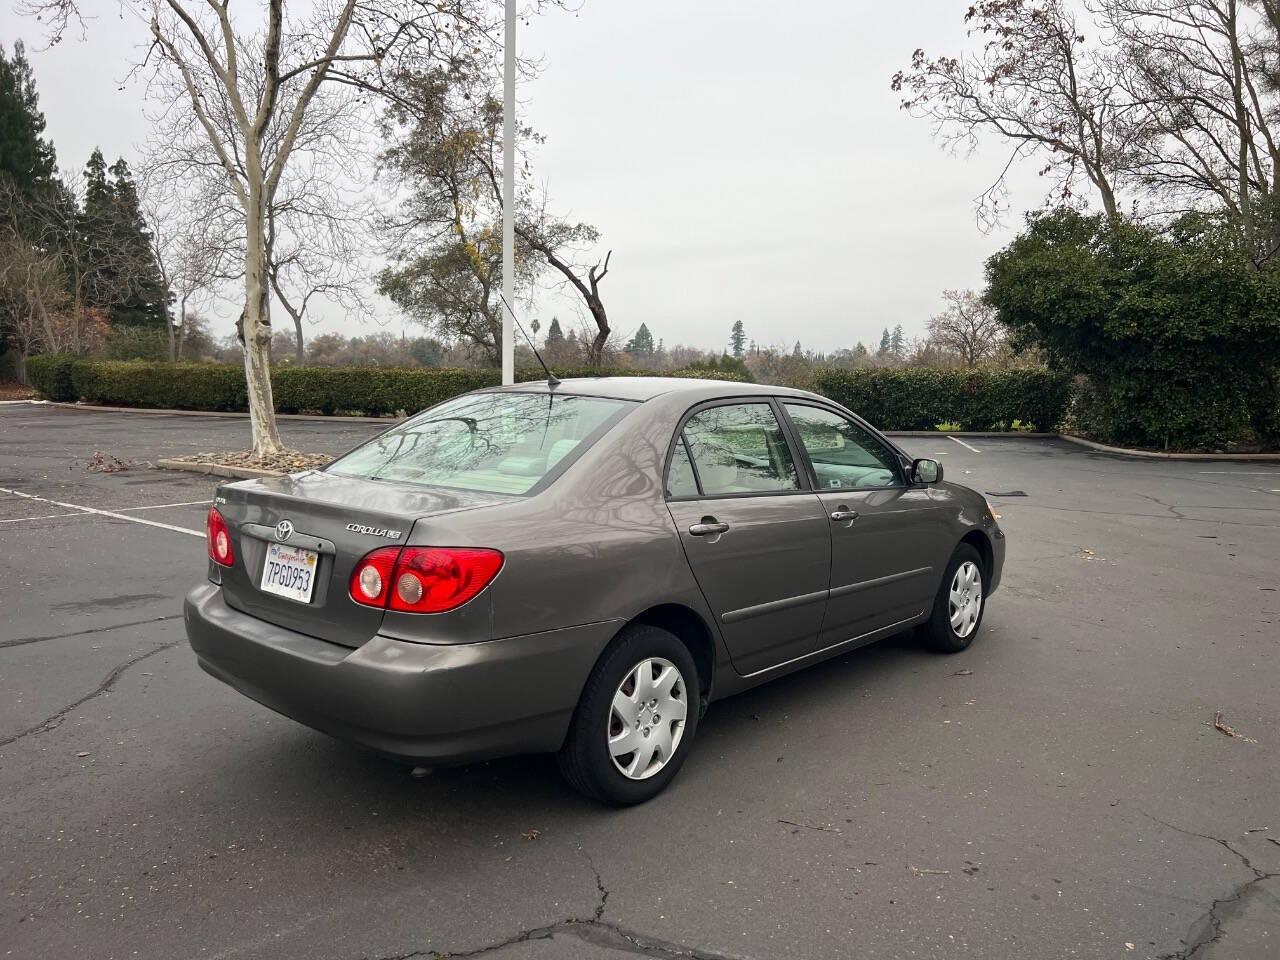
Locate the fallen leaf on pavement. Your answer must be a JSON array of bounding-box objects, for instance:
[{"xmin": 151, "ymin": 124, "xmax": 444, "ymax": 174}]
[
  {"xmin": 949, "ymin": 669, "xmax": 973, "ymax": 677},
  {"xmin": 522, "ymin": 829, "xmax": 540, "ymax": 841},
  {"xmin": 76, "ymin": 751, "xmax": 90, "ymax": 758},
  {"xmin": 1209, "ymin": 711, "xmax": 1258, "ymax": 743}
]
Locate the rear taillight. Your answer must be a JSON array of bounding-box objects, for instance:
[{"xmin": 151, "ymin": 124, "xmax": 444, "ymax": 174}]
[
  {"xmin": 349, "ymin": 546, "xmax": 504, "ymax": 614},
  {"xmin": 348, "ymin": 546, "xmax": 399, "ymax": 607},
  {"xmin": 207, "ymin": 508, "xmax": 234, "ymax": 567}
]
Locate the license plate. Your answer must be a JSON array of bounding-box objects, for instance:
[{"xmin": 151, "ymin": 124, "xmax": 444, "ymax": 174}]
[{"xmin": 260, "ymin": 542, "xmax": 319, "ymax": 603}]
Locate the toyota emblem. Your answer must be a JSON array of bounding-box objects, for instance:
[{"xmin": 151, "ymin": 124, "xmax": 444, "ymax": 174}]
[{"xmin": 274, "ymin": 519, "xmax": 294, "ymax": 542}]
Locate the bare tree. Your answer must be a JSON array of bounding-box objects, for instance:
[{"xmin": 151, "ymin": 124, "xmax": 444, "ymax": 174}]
[
  {"xmin": 22, "ymin": 0, "xmax": 528, "ymax": 456},
  {"xmin": 1101, "ymin": 0, "xmax": 1280, "ymax": 260},
  {"xmin": 927, "ymin": 289, "xmax": 1005, "ymax": 368},
  {"xmin": 892, "ymin": 0, "xmax": 1134, "ymax": 226},
  {"xmin": 141, "ymin": 177, "xmax": 235, "ymax": 361},
  {"xmin": 379, "ymin": 73, "xmax": 614, "ymax": 363},
  {"xmin": 0, "ymin": 234, "xmax": 72, "ymax": 379}
]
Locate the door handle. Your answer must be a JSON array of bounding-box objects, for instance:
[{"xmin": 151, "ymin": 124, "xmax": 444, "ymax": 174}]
[
  {"xmin": 689, "ymin": 520, "xmax": 730, "ymax": 537},
  {"xmin": 829, "ymin": 508, "xmax": 859, "ymax": 522}
]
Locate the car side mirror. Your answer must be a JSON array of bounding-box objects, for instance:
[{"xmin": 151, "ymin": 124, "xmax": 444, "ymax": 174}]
[{"xmin": 912, "ymin": 458, "xmax": 943, "ymax": 485}]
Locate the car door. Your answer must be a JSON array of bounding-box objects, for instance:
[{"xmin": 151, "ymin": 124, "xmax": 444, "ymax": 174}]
[
  {"xmin": 665, "ymin": 399, "xmax": 832, "ymax": 676},
  {"xmin": 779, "ymin": 401, "xmax": 944, "ymax": 646}
]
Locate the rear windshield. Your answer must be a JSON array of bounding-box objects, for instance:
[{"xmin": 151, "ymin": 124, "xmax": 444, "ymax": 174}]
[{"xmin": 327, "ymin": 391, "xmax": 633, "ymax": 494}]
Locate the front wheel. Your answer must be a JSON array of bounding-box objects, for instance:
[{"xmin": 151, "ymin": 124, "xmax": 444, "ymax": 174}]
[
  {"xmin": 921, "ymin": 544, "xmax": 986, "ymax": 653},
  {"xmin": 557, "ymin": 624, "xmax": 700, "ymax": 805}
]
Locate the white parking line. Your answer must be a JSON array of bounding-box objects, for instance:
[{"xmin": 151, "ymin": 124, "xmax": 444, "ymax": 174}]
[
  {"xmin": 0, "ymin": 499, "xmax": 210, "ymax": 525},
  {"xmin": 0, "ymin": 512, "xmax": 85, "ymax": 524},
  {"xmin": 0, "ymin": 487, "xmax": 204, "ymax": 538},
  {"xmin": 948, "ymin": 436, "xmax": 981, "ymax": 454},
  {"xmin": 1197, "ymin": 471, "xmax": 1280, "ymax": 475}
]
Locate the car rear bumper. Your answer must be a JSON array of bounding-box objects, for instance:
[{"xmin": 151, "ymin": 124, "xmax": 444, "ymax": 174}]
[{"xmin": 184, "ymin": 583, "xmax": 621, "ymax": 764}]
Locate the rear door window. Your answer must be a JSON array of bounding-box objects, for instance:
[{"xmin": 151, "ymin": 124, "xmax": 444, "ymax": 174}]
[
  {"xmin": 328, "ymin": 392, "xmax": 631, "ymax": 494},
  {"xmin": 679, "ymin": 402, "xmax": 801, "ymax": 496}
]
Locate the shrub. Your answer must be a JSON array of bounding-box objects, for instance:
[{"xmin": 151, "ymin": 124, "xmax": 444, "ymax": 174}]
[
  {"xmin": 71, "ymin": 361, "xmax": 249, "ymax": 411},
  {"xmin": 25, "ymin": 360, "xmax": 749, "ymax": 416},
  {"xmin": 811, "ymin": 367, "xmax": 1072, "ymax": 432},
  {"xmin": 986, "ymin": 209, "xmax": 1280, "ymax": 449},
  {"xmin": 274, "ymin": 367, "xmax": 499, "ymax": 416},
  {"xmin": 26, "ymin": 354, "xmax": 78, "ymax": 402}
]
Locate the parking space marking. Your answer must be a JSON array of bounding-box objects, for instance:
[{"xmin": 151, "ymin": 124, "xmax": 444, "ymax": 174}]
[
  {"xmin": 0, "ymin": 512, "xmax": 86, "ymax": 524},
  {"xmin": 124, "ymin": 500, "xmax": 211, "ymax": 511},
  {"xmin": 0, "ymin": 487, "xmax": 204, "ymax": 538},
  {"xmin": 948, "ymin": 436, "xmax": 981, "ymax": 453}
]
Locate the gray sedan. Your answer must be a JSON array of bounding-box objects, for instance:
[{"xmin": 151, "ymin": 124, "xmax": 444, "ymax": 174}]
[{"xmin": 185, "ymin": 377, "xmax": 1004, "ymax": 804}]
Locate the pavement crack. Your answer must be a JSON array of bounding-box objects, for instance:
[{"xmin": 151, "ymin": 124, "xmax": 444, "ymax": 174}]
[
  {"xmin": 578, "ymin": 847, "xmax": 610, "ymax": 922},
  {"xmin": 385, "ymin": 919, "xmax": 751, "ymax": 960},
  {"xmin": 0, "ymin": 640, "xmax": 182, "ymax": 748},
  {"xmin": 0, "ymin": 615, "xmax": 172, "ymax": 651},
  {"xmin": 1140, "ymin": 811, "xmax": 1280, "ymax": 959}
]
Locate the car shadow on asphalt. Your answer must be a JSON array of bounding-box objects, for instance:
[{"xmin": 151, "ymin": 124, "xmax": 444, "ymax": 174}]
[{"xmin": 189, "ymin": 629, "xmax": 944, "ymax": 829}]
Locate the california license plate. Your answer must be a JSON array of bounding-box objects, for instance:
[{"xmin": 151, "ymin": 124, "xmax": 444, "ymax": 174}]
[{"xmin": 260, "ymin": 542, "xmax": 318, "ymax": 603}]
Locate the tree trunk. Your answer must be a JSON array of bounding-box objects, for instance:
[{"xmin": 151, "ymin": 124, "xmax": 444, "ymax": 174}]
[
  {"xmin": 294, "ymin": 312, "xmax": 305, "ymax": 366},
  {"xmin": 167, "ymin": 318, "xmax": 177, "ymax": 362},
  {"xmin": 243, "ymin": 198, "xmax": 284, "ymax": 457},
  {"xmin": 177, "ymin": 299, "xmax": 188, "ymax": 360}
]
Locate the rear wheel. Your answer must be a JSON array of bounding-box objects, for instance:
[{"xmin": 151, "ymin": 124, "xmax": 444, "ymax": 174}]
[
  {"xmin": 557, "ymin": 624, "xmax": 699, "ymax": 805},
  {"xmin": 921, "ymin": 543, "xmax": 986, "ymax": 653}
]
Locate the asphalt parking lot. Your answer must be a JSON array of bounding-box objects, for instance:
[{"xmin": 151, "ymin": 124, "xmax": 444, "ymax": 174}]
[{"xmin": 1, "ymin": 402, "xmax": 1277, "ymax": 960}]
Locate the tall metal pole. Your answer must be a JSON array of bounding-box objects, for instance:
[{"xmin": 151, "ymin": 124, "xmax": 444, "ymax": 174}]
[{"xmin": 501, "ymin": 0, "xmax": 515, "ymax": 385}]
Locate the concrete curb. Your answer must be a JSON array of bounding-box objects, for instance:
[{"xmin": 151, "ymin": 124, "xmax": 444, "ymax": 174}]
[
  {"xmin": 884, "ymin": 431, "xmax": 1056, "ymax": 438},
  {"xmin": 49, "ymin": 401, "xmax": 399, "ymax": 424},
  {"xmin": 1056, "ymin": 433, "xmax": 1280, "ymax": 462},
  {"xmin": 155, "ymin": 458, "xmax": 286, "ymax": 480}
]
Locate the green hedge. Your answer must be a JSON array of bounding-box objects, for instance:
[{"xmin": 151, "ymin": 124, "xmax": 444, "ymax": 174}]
[
  {"xmin": 26, "ymin": 354, "xmax": 79, "ymax": 401},
  {"xmin": 28, "ymin": 357, "xmax": 1065, "ymax": 430},
  {"xmin": 812, "ymin": 368, "xmax": 1073, "ymax": 432},
  {"xmin": 24, "ymin": 359, "xmax": 747, "ymax": 417}
]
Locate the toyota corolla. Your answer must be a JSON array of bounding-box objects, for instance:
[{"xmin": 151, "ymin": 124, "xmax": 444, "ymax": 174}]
[{"xmin": 185, "ymin": 377, "xmax": 1004, "ymax": 804}]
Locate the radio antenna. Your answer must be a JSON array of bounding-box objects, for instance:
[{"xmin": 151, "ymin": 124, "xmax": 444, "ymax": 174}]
[{"xmin": 499, "ymin": 293, "xmax": 560, "ymax": 387}]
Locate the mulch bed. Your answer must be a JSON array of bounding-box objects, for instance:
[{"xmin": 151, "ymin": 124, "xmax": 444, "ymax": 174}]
[
  {"xmin": 0, "ymin": 381, "xmax": 36, "ymax": 400},
  {"xmin": 163, "ymin": 449, "xmax": 334, "ymax": 473}
]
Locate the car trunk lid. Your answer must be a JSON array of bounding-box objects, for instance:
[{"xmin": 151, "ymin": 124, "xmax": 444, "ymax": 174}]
[{"xmin": 215, "ymin": 470, "xmax": 515, "ymax": 647}]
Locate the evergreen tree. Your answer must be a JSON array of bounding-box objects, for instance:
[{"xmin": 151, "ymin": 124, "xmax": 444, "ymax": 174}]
[
  {"xmin": 625, "ymin": 322, "xmax": 655, "ymax": 357},
  {"xmin": 879, "ymin": 328, "xmax": 892, "ymax": 354},
  {"xmin": 729, "ymin": 320, "xmax": 746, "ymax": 357},
  {"xmin": 106, "ymin": 157, "xmax": 168, "ymax": 327},
  {"xmin": 854, "ymin": 341, "xmax": 868, "ymax": 358},
  {"xmin": 0, "ymin": 41, "xmax": 57, "ymax": 191},
  {"xmin": 74, "ymin": 150, "xmax": 168, "ymax": 327},
  {"xmin": 545, "ymin": 316, "xmax": 565, "ymax": 348},
  {"xmin": 890, "ymin": 323, "xmax": 905, "ymax": 358},
  {"xmin": 792, "ymin": 340, "xmax": 803, "ymax": 358}
]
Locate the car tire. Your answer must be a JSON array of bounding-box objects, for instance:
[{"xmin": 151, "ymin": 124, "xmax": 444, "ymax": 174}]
[
  {"xmin": 557, "ymin": 624, "xmax": 700, "ymax": 806},
  {"xmin": 921, "ymin": 543, "xmax": 987, "ymax": 653}
]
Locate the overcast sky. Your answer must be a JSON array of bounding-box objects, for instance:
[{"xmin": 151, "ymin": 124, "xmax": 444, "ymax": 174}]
[{"xmin": 12, "ymin": 1, "xmax": 1046, "ymax": 354}]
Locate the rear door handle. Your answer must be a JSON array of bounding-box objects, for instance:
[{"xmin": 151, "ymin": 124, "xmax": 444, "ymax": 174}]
[
  {"xmin": 689, "ymin": 520, "xmax": 730, "ymax": 537},
  {"xmin": 829, "ymin": 508, "xmax": 859, "ymax": 522}
]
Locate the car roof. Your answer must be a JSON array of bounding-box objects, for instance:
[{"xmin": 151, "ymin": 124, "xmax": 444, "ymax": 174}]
[{"xmin": 493, "ymin": 376, "xmax": 821, "ymax": 403}]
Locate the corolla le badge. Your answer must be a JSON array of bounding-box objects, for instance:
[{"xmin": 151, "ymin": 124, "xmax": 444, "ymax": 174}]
[
  {"xmin": 274, "ymin": 519, "xmax": 294, "ymax": 542},
  {"xmin": 347, "ymin": 523, "xmax": 403, "ymax": 539}
]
